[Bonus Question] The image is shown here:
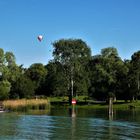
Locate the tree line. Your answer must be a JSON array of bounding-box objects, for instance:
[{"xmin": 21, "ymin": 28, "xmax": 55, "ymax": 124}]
[{"xmin": 0, "ymin": 39, "xmax": 140, "ymax": 102}]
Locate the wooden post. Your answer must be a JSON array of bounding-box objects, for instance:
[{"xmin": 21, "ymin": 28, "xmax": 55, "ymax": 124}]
[{"xmin": 109, "ymin": 97, "xmax": 113, "ymax": 117}]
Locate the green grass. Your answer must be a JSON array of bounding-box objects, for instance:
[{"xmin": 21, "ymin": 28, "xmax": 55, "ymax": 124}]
[
  {"xmin": 5, "ymin": 97, "xmax": 140, "ymax": 111},
  {"xmin": 48, "ymin": 96, "xmax": 90, "ymax": 102},
  {"xmin": 75, "ymin": 101, "xmax": 140, "ymax": 109},
  {"xmin": 48, "ymin": 96, "xmax": 68, "ymax": 102},
  {"xmin": 48, "ymin": 96, "xmax": 140, "ymax": 110}
]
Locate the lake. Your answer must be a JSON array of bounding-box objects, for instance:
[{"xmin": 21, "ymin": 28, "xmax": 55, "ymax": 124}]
[{"xmin": 0, "ymin": 107, "xmax": 140, "ymax": 140}]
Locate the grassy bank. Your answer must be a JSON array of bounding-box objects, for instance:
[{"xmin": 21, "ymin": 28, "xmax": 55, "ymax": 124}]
[
  {"xmin": 3, "ymin": 99, "xmax": 50, "ymax": 111},
  {"xmin": 3, "ymin": 97, "xmax": 140, "ymax": 111},
  {"xmin": 49, "ymin": 96, "xmax": 140, "ymax": 110},
  {"xmin": 55, "ymin": 102, "xmax": 140, "ymax": 110},
  {"xmin": 72, "ymin": 101, "xmax": 140, "ymax": 110}
]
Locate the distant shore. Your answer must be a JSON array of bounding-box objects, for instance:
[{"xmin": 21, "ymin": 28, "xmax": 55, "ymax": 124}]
[{"xmin": 2, "ymin": 97, "xmax": 140, "ymax": 112}]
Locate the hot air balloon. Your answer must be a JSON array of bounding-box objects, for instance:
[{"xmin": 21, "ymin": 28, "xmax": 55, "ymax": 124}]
[{"xmin": 37, "ymin": 35, "xmax": 43, "ymax": 42}]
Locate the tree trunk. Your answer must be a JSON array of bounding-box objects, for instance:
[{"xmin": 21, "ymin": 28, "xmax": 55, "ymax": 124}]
[
  {"xmin": 132, "ymin": 96, "xmax": 135, "ymax": 102},
  {"xmin": 69, "ymin": 77, "xmax": 74, "ymax": 105},
  {"xmin": 70, "ymin": 66, "xmax": 74, "ymax": 104},
  {"xmin": 113, "ymin": 96, "xmax": 116, "ymax": 102},
  {"xmin": 71, "ymin": 78, "xmax": 74, "ymax": 98}
]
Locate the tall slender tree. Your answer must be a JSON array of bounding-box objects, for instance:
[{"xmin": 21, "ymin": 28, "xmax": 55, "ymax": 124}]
[
  {"xmin": 129, "ymin": 51, "xmax": 140, "ymax": 101},
  {"xmin": 52, "ymin": 39, "xmax": 91, "ymax": 104}
]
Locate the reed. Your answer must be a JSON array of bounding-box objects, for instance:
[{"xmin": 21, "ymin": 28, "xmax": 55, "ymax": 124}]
[{"xmin": 3, "ymin": 99, "xmax": 50, "ymax": 111}]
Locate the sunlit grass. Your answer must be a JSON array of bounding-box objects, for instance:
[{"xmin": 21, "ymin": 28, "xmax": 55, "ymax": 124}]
[
  {"xmin": 48, "ymin": 96, "xmax": 90, "ymax": 102},
  {"xmin": 76, "ymin": 101, "xmax": 140, "ymax": 109},
  {"xmin": 3, "ymin": 99, "xmax": 50, "ymax": 111}
]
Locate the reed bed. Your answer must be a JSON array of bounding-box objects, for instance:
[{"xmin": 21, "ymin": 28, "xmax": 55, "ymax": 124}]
[{"xmin": 3, "ymin": 99, "xmax": 50, "ymax": 111}]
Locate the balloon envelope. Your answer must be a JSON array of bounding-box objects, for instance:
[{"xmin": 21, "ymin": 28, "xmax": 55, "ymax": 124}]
[{"xmin": 37, "ymin": 35, "xmax": 43, "ymax": 41}]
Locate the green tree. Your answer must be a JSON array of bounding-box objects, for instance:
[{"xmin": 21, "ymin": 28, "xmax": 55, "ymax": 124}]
[
  {"xmin": 52, "ymin": 39, "xmax": 91, "ymax": 104},
  {"xmin": 26, "ymin": 63, "xmax": 47, "ymax": 95},
  {"xmin": 101, "ymin": 47, "xmax": 125, "ymax": 100},
  {"xmin": 101, "ymin": 47, "xmax": 118, "ymax": 58},
  {"xmin": 129, "ymin": 51, "xmax": 140, "ymax": 101},
  {"xmin": 11, "ymin": 75, "xmax": 35, "ymax": 99},
  {"xmin": 115, "ymin": 59, "xmax": 129, "ymax": 101},
  {"xmin": 0, "ymin": 48, "xmax": 5, "ymax": 65},
  {"xmin": 89, "ymin": 47, "xmax": 125, "ymax": 101},
  {"xmin": 45, "ymin": 61, "xmax": 68, "ymax": 97},
  {"xmin": 88, "ymin": 55, "xmax": 109, "ymax": 100},
  {"xmin": 0, "ymin": 80, "xmax": 11, "ymax": 100},
  {"xmin": 6, "ymin": 64, "xmax": 24, "ymax": 99},
  {"xmin": 0, "ymin": 48, "xmax": 6, "ymax": 79},
  {"xmin": 5, "ymin": 52, "xmax": 16, "ymax": 66}
]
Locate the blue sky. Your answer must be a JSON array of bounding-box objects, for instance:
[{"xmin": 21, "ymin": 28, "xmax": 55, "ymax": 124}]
[{"xmin": 0, "ymin": 0, "xmax": 140, "ymax": 67}]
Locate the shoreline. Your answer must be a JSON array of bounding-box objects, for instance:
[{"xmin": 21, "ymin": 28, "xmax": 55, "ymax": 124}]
[{"xmin": 1, "ymin": 99, "xmax": 140, "ymax": 112}]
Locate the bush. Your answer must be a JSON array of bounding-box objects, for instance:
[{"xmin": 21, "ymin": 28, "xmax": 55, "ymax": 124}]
[{"xmin": 0, "ymin": 80, "xmax": 11, "ymax": 100}]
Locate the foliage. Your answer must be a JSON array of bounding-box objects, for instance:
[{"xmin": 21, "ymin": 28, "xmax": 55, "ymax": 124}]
[
  {"xmin": 5, "ymin": 52, "xmax": 16, "ymax": 66},
  {"xmin": 88, "ymin": 47, "xmax": 128, "ymax": 100},
  {"xmin": 25, "ymin": 63, "xmax": 47, "ymax": 95},
  {"xmin": 10, "ymin": 75, "xmax": 35, "ymax": 99},
  {"xmin": 52, "ymin": 39, "xmax": 91, "ymax": 104},
  {"xmin": 0, "ymin": 40, "xmax": 140, "ymax": 102},
  {"xmin": 44, "ymin": 61, "xmax": 68, "ymax": 97},
  {"xmin": 128, "ymin": 51, "xmax": 140, "ymax": 100},
  {"xmin": 0, "ymin": 80, "xmax": 11, "ymax": 100}
]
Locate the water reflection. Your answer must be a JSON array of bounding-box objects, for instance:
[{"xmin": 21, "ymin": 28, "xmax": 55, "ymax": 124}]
[
  {"xmin": 0, "ymin": 113, "xmax": 20, "ymax": 137},
  {"xmin": 0, "ymin": 108, "xmax": 140, "ymax": 139},
  {"xmin": 69, "ymin": 106, "xmax": 77, "ymax": 139},
  {"xmin": 69, "ymin": 106, "xmax": 76, "ymax": 118}
]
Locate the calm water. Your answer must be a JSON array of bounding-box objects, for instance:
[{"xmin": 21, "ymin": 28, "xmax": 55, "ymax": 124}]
[{"xmin": 0, "ymin": 108, "xmax": 140, "ymax": 140}]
